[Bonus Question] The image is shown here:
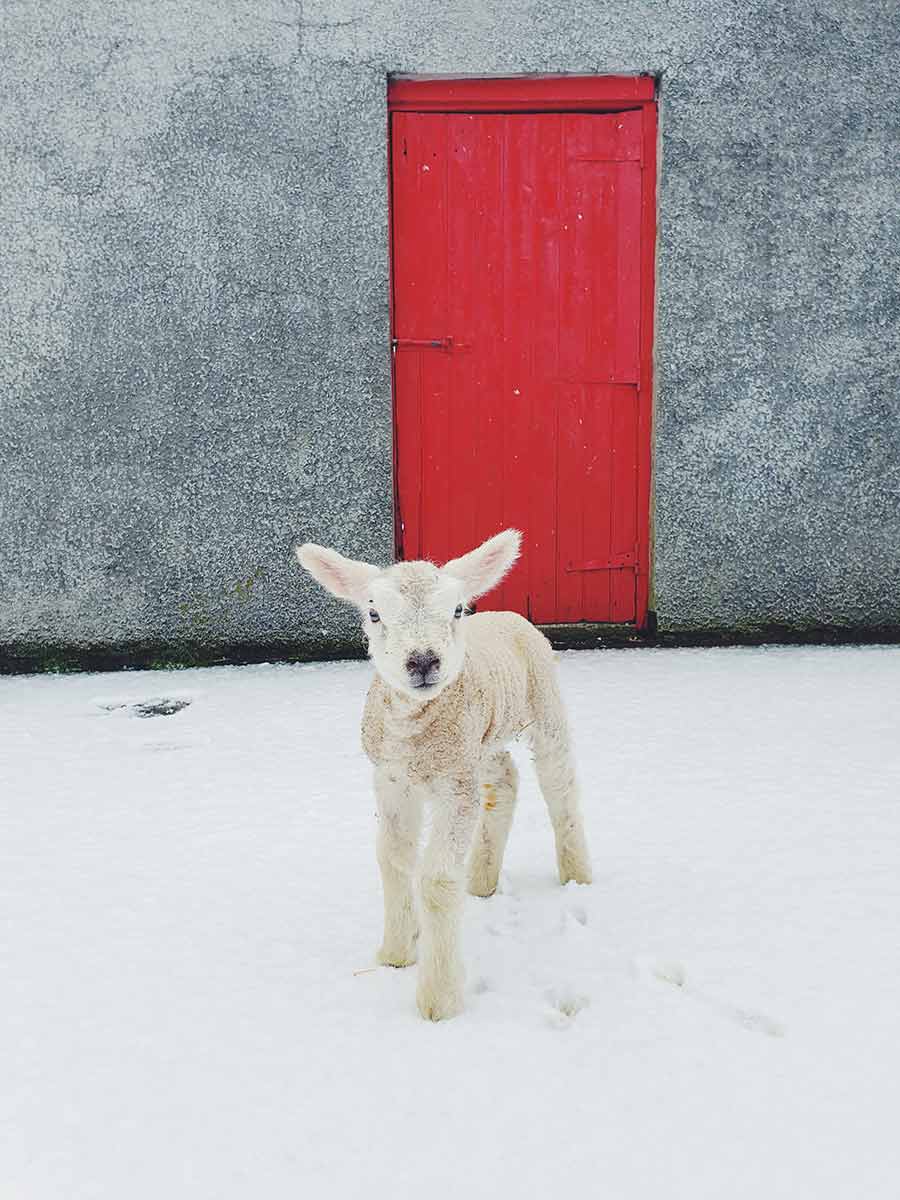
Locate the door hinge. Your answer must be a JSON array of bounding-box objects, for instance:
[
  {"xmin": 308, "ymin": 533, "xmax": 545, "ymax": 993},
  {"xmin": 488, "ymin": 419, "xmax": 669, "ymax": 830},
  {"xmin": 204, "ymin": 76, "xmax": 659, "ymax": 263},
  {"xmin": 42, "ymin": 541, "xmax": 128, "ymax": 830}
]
[
  {"xmin": 392, "ymin": 337, "xmax": 454, "ymax": 352},
  {"xmin": 566, "ymin": 550, "xmax": 636, "ymax": 572}
]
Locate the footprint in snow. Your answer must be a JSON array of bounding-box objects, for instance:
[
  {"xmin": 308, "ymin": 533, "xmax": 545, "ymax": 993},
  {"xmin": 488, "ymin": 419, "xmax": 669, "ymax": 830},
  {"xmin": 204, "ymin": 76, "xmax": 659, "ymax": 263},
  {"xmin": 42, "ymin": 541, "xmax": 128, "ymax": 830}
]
[
  {"xmin": 485, "ymin": 904, "xmax": 522, "ymax": 936},
  {"xmin": 634, "ymin": 957, "xmax": 785, "ymax": 1038},
  {"xmin": 565, "ymin": 903, "xmax": 589, "ymax": 927},
  {"xmin": 496, "ymin": 873, "xmax": 520, "ymax": 900},
  {"xmin": 543, "ymin": 984, "xmax": 591, "ymax": 1029},
  {"xmin": 481, "ymin": 883, "xmax": 522, "ymax": 936},
  {"xmin": 142, "ymin": 740, "xmax": 195, "ymax": 753}
]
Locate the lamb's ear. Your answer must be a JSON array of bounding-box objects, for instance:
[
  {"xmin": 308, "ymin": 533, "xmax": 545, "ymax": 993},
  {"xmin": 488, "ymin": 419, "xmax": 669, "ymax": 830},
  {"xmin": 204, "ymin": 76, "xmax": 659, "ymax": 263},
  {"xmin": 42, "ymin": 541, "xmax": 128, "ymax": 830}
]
[
  {"xmin": 296, "ymin": 543, "xmax": 380, "ymax": 605},
  {"xmin": 442, "ymin": 529, "xmax": 522, "ymax": 601}
]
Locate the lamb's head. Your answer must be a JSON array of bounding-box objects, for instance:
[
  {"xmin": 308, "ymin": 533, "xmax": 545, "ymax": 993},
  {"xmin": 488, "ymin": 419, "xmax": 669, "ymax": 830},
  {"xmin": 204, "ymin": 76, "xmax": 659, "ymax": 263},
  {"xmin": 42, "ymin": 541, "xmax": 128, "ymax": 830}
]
[{"xmin": 296, "ymin": 530, "xmax": 521, "ymax": 699}]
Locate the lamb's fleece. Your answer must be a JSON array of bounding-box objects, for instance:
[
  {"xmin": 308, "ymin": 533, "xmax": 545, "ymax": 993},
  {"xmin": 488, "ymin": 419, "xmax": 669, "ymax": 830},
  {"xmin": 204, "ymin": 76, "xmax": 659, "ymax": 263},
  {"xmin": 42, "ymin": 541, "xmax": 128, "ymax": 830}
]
[{"xmin": 362, "ymin": 611, "xmax": 559, "ymax": 781}]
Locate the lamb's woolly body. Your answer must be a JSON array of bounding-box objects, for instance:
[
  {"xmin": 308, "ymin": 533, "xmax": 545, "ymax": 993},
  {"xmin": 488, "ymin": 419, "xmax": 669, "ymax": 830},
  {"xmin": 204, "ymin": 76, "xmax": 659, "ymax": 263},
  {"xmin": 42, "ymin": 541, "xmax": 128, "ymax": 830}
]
[
  {"xmin": 297, "ymin": 530, "xmax": 592, "ymax": 1021},
  {"xmin": 362, "ymin": 612, "xmax": 552, "ymax": 784}
]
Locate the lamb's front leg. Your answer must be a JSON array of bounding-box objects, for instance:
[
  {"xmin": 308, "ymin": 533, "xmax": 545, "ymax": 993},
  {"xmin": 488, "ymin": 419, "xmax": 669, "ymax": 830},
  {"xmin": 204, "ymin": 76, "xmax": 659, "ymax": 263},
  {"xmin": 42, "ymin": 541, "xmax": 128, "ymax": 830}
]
[
  {"xmin": 417, "ymin": 774, "xmax": 480, "ymax": 1021},
  {"xmin": 375, "ymin": 765, "xmax": 423, "ymax": 968}
]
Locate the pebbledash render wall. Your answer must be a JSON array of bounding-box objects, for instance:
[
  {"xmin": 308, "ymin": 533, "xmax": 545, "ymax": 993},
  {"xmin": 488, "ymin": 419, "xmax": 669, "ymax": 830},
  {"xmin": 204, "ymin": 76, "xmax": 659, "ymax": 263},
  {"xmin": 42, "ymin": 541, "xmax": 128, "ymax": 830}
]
[{"xmin": 1, "ymin": 0, "xmax": 898, "ymax": 669}]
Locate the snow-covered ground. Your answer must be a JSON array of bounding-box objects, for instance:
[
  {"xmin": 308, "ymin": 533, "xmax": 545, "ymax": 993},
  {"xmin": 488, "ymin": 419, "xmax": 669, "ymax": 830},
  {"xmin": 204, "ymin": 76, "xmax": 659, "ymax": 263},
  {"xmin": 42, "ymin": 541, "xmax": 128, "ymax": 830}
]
[{"xmin": 2, "ymin": 644, "xmax": 899, "ymax": 1199}]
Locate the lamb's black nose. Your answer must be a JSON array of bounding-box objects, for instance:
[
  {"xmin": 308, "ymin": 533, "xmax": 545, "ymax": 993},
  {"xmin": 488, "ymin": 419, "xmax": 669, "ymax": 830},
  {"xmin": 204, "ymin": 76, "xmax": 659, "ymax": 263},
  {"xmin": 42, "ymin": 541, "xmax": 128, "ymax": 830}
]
[{"xmin": 406, "ymin": 650, "xmax": 441, "ymax": 684}]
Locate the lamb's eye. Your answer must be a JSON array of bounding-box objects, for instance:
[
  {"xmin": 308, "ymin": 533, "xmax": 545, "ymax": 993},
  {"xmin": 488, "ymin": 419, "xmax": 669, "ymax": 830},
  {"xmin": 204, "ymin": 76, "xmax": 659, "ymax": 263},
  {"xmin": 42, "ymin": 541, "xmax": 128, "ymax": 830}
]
[
  {"xmin": 453, "ymin": 604, "xmax": 463, "ymax": 619},
  {"xmin": 368, "ymin": 609, "xmax": 380, "ymax": 623}
]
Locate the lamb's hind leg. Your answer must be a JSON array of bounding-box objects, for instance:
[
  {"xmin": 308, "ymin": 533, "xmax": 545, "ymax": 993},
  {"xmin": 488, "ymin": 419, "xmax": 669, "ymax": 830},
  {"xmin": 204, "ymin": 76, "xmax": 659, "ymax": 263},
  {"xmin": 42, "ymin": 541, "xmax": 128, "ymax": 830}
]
[
  {"xmin": 468, "ymin": 751, "xmax": 518, "ymax": 898},
  {"xmin": 532, "ymin": 709, "xmax": 592, "ymax": 886}
]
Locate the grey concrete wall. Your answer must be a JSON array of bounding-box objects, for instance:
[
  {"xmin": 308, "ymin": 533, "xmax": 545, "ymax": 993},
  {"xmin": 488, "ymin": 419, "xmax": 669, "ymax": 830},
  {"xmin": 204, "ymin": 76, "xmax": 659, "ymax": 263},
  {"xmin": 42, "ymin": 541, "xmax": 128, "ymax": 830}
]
[{"xmin": 2, "ymin": 0, "xmax": 898, "ymax": 665}]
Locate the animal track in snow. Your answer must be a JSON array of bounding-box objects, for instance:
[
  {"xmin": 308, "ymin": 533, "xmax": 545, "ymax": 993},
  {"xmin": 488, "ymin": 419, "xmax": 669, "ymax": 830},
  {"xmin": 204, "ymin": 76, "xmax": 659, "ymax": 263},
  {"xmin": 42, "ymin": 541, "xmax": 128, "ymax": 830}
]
[
  {"xmin": 566, "ymin": 903, "xmax": 588, "ymax": 926},
  {"xmin": 543, "ymin": 984, "xmax": 591, "ymax": 1029},
  {"xmin": 495, "ymin": 873, "xmax": 519, "ymax": 900},
  {"xmin": 480, "ymin": 885, "xmax": 522, "ymax": 937},
  {"xmin": 485, "ymin": 907, "xmax": 521, "ymax": 936},
  {"xmin": 141, "ymin": 740, "xmax": 195, "ymax": 753},
  {"xmin": 635, "ymin": 957, "xmax": 785, "ymax": 1038},
  {"xmin": 726, "ymin": 1006, "xmax": 784, "ymax": 1037}
]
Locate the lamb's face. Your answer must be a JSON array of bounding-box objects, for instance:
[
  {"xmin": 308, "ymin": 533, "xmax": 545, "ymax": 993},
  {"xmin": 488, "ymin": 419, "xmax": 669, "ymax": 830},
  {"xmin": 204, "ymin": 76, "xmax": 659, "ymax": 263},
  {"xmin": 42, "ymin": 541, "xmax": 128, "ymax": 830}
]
[
  {"xmin": 296, "ymin": 529, "xmax": 521, "ymax": 703},
  {"xmin": 364, "ymin": 562, "xmax": 469, "ymax": 698}
]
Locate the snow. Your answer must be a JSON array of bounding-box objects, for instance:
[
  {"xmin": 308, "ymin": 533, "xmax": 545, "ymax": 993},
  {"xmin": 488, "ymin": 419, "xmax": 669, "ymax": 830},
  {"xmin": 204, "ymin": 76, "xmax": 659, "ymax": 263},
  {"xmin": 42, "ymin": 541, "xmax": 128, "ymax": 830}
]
[{"xmin": 2, "ymin": 644, "xmax": 899, "ymax": 1198}]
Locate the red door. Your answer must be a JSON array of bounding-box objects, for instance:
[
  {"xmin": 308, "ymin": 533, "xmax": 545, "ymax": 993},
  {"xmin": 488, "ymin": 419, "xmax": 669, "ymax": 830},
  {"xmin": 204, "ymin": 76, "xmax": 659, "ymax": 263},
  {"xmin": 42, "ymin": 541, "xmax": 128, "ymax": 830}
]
[{"xmin": 389, "ymin": 77, "xmax": 656, "ymax": 626}]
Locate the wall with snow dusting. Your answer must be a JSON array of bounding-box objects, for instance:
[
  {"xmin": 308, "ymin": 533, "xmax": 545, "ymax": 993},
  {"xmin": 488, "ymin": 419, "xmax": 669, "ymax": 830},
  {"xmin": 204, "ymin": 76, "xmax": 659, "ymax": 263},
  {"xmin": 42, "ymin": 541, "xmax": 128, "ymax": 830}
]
[{"xmin": 2, "ymin": 0, "xmax": 898, "ymax": 666}]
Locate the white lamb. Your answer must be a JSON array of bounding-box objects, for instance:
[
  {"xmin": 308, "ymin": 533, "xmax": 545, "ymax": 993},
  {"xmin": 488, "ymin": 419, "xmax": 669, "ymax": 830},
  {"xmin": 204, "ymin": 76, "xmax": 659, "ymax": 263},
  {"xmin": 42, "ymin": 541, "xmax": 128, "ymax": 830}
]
[{"xmin": 297, "ymin": 529, "xmax": 592, "ymax": 1021}]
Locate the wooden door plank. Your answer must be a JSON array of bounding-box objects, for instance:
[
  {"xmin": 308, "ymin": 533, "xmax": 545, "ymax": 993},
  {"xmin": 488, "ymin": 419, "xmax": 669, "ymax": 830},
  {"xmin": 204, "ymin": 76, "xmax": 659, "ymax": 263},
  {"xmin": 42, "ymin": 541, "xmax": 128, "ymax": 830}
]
[
  {"xmin": 393, "ymin": 346, "xmax": 423, "ymax": 558},
  {"xmin": 582, "ymin": 382, "xmax": 613, "ymax": 620},
  {"xmin": 444, "ymin": 114, "xmax": 506, "ymax": 595},
  {"xmin": 636, "ymin": 101, "xmax": 658, "ymax": 629},
  {"xmin": 528, "ymin": 114, "xmax": 563, "ymax": 624},
  {"xmin": 614, "ymin": 160, "xmax": 642, "ymax": 386},
  {"xmin": 556, "ymin": 382, "xmax": 587, "ymax": 621},
  {"xmin": 609, "ymin": 384, "xmax": 639, "ymax": 621},
  {"xmin": 393, "ymin": 113, "xmax": 451, "ymax": 565}
]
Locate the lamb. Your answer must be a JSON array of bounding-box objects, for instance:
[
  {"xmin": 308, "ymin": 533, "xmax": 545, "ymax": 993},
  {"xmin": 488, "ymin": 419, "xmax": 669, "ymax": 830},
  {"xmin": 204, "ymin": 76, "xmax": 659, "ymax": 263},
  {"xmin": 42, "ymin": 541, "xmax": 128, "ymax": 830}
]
[{"xmin": 297, "ymin": 529, "xmax": 592, "ymax": 1021}]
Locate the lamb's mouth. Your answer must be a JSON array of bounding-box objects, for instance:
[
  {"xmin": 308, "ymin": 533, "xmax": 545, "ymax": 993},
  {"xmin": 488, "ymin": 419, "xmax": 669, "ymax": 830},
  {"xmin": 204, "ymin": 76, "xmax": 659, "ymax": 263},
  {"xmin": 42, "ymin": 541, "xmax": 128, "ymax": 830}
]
[{"xmin": 409, "ymin": 675, "xmax": 441, "ymax": 691}]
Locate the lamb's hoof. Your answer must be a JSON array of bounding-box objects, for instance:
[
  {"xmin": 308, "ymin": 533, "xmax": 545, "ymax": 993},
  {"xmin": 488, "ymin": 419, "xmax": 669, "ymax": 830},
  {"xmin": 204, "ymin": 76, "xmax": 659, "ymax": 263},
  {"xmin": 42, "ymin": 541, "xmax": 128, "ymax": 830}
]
[
  {"xmin": 468, "ymin": 883, "xmax": 497, "ymax": 898},
  {"xmin": 467, "ymin": 871, "xmax": 499, "ymax": 899},
  {"xmin": 559, "ymin": 859, "xmax": 593, "ymax": 886},
  {"xmin": 377, "ymin": 943, "xmax": 417, "ymax": 968},
  {"xmin": 416, "ymin": 981, "xmax": 464, "ymax": 1022}
]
